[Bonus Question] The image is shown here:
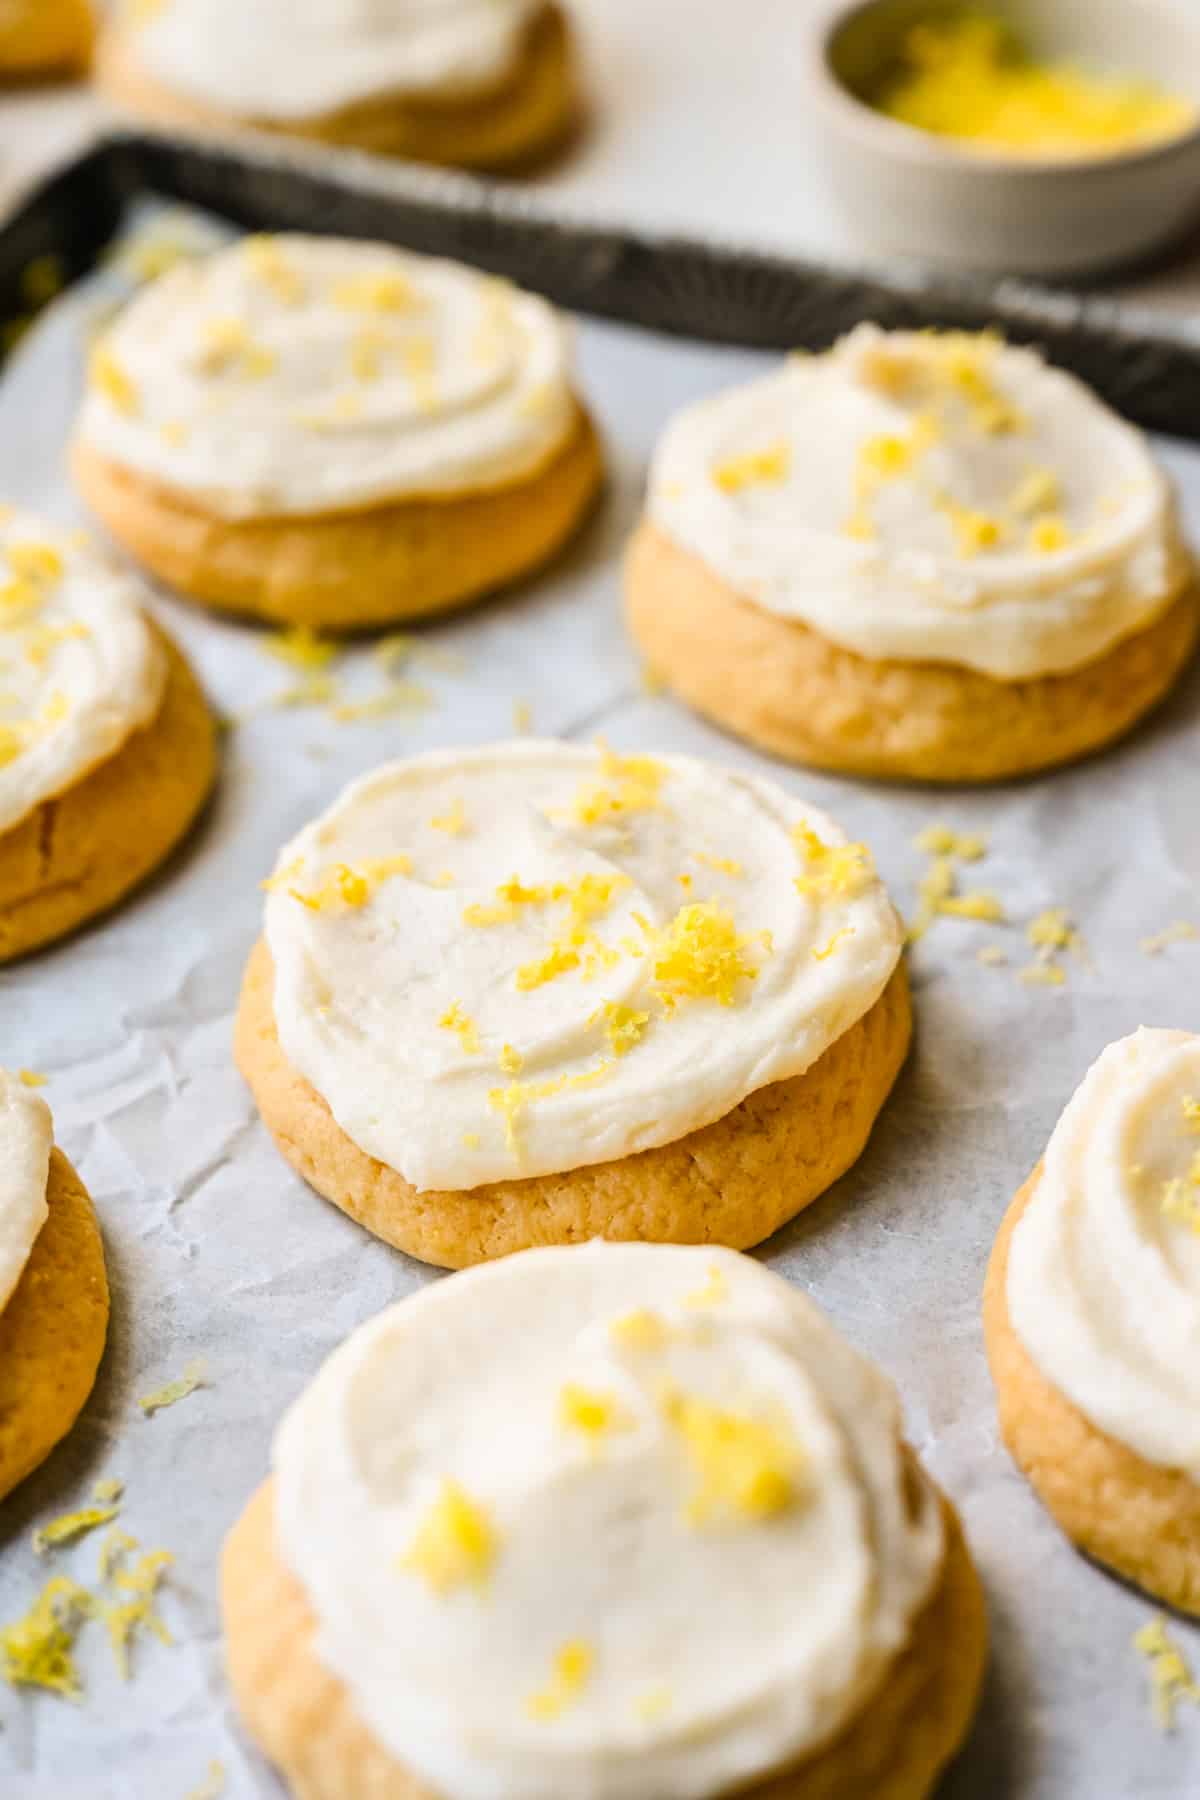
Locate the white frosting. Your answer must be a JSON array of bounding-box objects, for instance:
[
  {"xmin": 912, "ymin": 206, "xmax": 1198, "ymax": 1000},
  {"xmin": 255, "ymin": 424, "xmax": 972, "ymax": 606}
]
[
  {"xmin": 262, "ymin": 740, "xmax": 902, "ymax": 1192},
  {"xmin": 1008, "ymin": 1028, "xmax": 1200, "ymax": 1477},
  {"xmin": 274, "ymin": 1241, "xmax": 944, "ymax": 1800},
  {"xmin": 648, "ymin": 324, "xmax": 1186, "ymax": 681},
  {"xmin": 76, "ymin": 235, "xmax": 578, "ymax": 522},
  {"xmin": 126, "ymin": 0, "xmax": 543, "ymax": 117},
  {"xmin": 0, "ymin": 509, "xmax": 165, "ymax": 837},
  {"xmin": 0, "ymin": 1072, "xmax": 52, "ymax": 1316}
]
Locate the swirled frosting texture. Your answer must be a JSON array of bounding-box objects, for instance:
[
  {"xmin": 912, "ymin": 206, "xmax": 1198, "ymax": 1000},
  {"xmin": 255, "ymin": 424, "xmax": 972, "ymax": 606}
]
[
  {"xmin": 273, "ymin": 1241, "xmax": 944, "ymax": 1800},
  {"xmin": 647, "ymin": 325, "xmax": 1186, "ymax": 681},
  {"xmin": 1008, "ymin": 1028, "xmax": 1200, "ymax": 1477},
  {"xmin": 0, "ymin": 509, "xmax": 165, "ymax": 836},
  {"xmin": 76, "ymin": 235, "xmax": 577, "ymax": 521},
  {"xmin": 125, "ymin": 0, "xmax": 543, "ymax": 117},
  {"xmin": 262, "ymin": 740, "xmax": 902, "ymax": 1191},
  {"xmin": 0, "ymin": 1072, "xmax": 52, "ymax": 1316}
]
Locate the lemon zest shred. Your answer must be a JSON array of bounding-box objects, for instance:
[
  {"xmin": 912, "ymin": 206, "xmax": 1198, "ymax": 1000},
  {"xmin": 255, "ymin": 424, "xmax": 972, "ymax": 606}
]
[
  {"xmin": 593, "ymin": 1001, "xmax": 650, "ymax": 1057},
  {"xmin": 0, "ymin": 1576, "xmax": 93, "ymax": 1699},
  {"xmin": 526, "ymin": 1640, "xmax": 595, "ymax": 1721},
  {"xmin": 430, "ymin": 798, "xmax": 469, "ymax": 836},
  {"xmin": 558, "ymin": 1383, "xmax": 627, "ymax": 1443},
  {"xmin": 439, "ymin": 1002, "xmax": 480, "ymax": 1056},
  {"xmin": 646, "ymin": 901, "xmax": 760, "ymax": 1012},
  {"xmin": 571, "ymin": 746, "xmax": 666, "ymax": 826},
  {"xmin": 184, "ymin": 1760, "xmax": 227, "ymax": 1800},
  {"xmin": 33, "ymin": 1507, "xmax": 120, "ymax": 1556},
  {"xmin": 661, "ymin": 1386, "xmax": 802, "ymax": 1528},
  {"xmin": 609, "ymin": 1308, "xmax": 670, "ymax": 1352},
  {"xmin": 1141, "ymin": 922, "xmax": 1198, "ymax": 957},
  {"xmin": 138, "ymin": 1360, "xmax": 207, "ymax": 1417},
  {"xmin": 1134, "ymin": 1616, "xmax": 1200, "ymax": 1729},
  {"xmin": 400, "ymin": 1481, "xmax": 497, "ymax": 1594},
  {"xmin": 18, "ymin": 1068, "xmax": 46, "ymax": 1087},
  {"xmin": 793, "ymin": 823, "xmax": 874, "ymax": 902},
  {"xmin": 712, "ymin": 442, "xmax": 791, "ymax": 494},
  {"xmin": 260, "ymin": 624, "xmax": 337, "ymax": 672}
]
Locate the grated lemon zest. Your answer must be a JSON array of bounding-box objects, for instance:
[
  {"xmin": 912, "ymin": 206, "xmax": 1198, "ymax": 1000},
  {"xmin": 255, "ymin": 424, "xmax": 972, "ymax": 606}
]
[
  {"xmin": 646, "ymin": 901, "xmax": 760, "ymax": 1011},
  {"xmin": 1134, "ymin": 1616, "xmax": 1200, "ymax": 1729},
  {"xmin": 1140, "ymin": 921, "xmax": 1198, "ymax": 957},
  {"xmin": 89, "ymin": 344, "xmax": 139, "ymax": 416},
  {"xmin": 138, "ymin": 1360, "xmax": 207, "ymax": 1417},
  {"xmin": 559, "ymin": 1383, "xmax": 627, "ymax": 1443},
  {"xmin": 661, "ymin": 1387, "xmax": 802, "ymax": 1528},
  {"xmin": 18, "ymin": 1068, "xmax": 46, "ymax": 1087},
  {"xmin": 526, "ymin": 1640, "xmax": 594, "ymax": 1721},
  {"xmin": 400, "ymin": 1480, "xmax": 497, "ymax": 1594},
  {"xmin": 260, "ymin": 624, "xmax": 337, "ymax": 672},
  {"xmin": 289, "ymin": 856, "xmax": 412, "ymax": 913},
  {"xmin": 430, "ymin": 798, "xmax": 469, "ymax": 836},
  {"xmin": 609, "ymin": 1309, "xmax": 669, "ymax": 1352},
  {"xmin": 684, "ymin": 1264, "xmax": 729, "ymax": 1308},
  {"xmin": 712, "ymin": 442, "xmax": 791, "ymax": 494},
  {"xmin": 593, "ymin": 1001, "xmax": 649, "ymax": 1057},
  {"xmin": 33, "ymin": 1507, "xmax": 120, "ymax": 1556},
  {"xmin": 439, "ymin": 1003, "xmax": 480, "ymax": 1056},
  {"xmin": 571, "ymin": 746, "xmax": 666, "ymax": 826},
  {"xmin": 184, "ymin": 1760, "xmax": 227, "ymax": 1800},
  {"xmin": 793, "ymin": 823, "xmax": 874, "ymax": 902},
  {"xmin": 332, "ymin": 272, "xmax": 416, "ymax": 314},
  {"xmin": 0, "ymin": 1577, "xmax": 93, "ymax": 1699}
]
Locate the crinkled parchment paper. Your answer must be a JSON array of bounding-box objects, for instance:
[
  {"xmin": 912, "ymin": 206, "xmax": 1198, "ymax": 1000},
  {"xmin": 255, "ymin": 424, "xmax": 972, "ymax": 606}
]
[{"xmin": 0, "ymin": 202, "xmax": 1198, "ymax": 1800}]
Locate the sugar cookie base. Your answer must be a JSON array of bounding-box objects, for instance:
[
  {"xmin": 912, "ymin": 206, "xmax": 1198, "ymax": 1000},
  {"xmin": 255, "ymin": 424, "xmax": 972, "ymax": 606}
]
[
  {"xmin": 222, "ymin": 1467, "xmax": 985, "ymax": 1800},
  {"xmin": 234, "ymin": 940, "xmax": 911, "ymax": 1268},
  {"xmin": 985, "ymin": 1169, "xmax": 1200, "ymax": 1615},
  {"xmin": 625, "ymin": 523, "xmax": 1200, "ymax": 784},
  {"xmin": 0, "ymin": 627, "xmax": 217, "ymax": 963},
  {"xmin": 72, "ymin": 409, "xmax": 603, "ymax": 630},
  {"xmin": 95, "ymin": 4, "xmax": 576, "ymax": 170},
  {"xmin": 0, "ymin": 1148, "xmax": 108, "ymax": 1501},
  {"xmin": 0, "ymin": 0, "xmax": 92, "ymax": 77}
]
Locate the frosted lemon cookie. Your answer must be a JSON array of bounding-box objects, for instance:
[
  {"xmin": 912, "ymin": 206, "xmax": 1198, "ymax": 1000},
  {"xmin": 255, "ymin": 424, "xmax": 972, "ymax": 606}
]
[
  {"xmin": 72, "ymin": 234, "xmax": 602, "ymax": 629},
  {"xmin": 0, "ymin": 0, "xmax": 92, "ymax": 77},
  {"xmin": 985, "ymin": 1029, "xmax": 1200, "ymax": 1613},
  {"xmin": 0, "ymin": 507, "xmax": 216, "ymax": 961},
  {"xmin": 628, "ymin": 325, "xmax": 1198, "ymax": 783},
  {"xmin": 235, "ymin": 740, "xmax": 911, "ymax": 1267},
  {"xmin": 97, "ymin": 0, "xmax": 577, "ymax": 169},
  {"xmin": 223, "ymin": 1241, "xmax": 986, "ymax": 1800},
  {"xmin": 0, "ymin": 1072, "xmax": 108, "ymax": 1499}
]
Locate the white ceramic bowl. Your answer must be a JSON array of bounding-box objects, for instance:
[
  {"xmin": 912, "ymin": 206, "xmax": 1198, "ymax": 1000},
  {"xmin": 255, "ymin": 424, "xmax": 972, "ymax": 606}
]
[{"xmin": 807, "ymin": 0, "xmax": 1200, "ymax": 277}]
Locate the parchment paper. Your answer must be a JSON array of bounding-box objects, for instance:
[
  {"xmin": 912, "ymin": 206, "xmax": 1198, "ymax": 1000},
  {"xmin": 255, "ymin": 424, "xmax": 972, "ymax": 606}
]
[{"xmin": 0, "ymin": 201, "xmax": 1198, "ymax": 1800}]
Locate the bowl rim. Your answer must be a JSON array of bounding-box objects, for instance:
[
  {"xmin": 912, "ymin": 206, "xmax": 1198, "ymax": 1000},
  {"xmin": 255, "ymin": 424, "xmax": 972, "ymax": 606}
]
[{"xmin": 809, "ymin": 0, "xmax": 1200, "ymax": 177}]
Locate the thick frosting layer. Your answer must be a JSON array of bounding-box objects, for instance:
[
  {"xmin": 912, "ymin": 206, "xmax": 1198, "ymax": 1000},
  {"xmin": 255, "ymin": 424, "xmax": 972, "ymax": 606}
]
[
  {"xmin": 274, "ymin": 1241, "xmax": 944, "ymax": 1800},
  {"xmin": 647, "ymin": 325, "xmax": 1186, "ymax": 681},
  {"xmin": 76, "ymin": 235, "xmax": 578, "ymax": 521},
  {"xmin": 125, "ymin": 0, "xmax": 543, "ymax": 117},
  {"xmin": 0, "ymin": 1072, "xmax": 52, "ymax": 1316},
  {"xmin": 1008, "ymin": 1028, "xmax": 1200, "ymax": 1477},
  {"xmin": 0, "ymin": 509, "xmax": 165, "ymax": 836},
  {"xmin": 262, "ymin": 740, "xmax": 902, "ymax": 1191}
]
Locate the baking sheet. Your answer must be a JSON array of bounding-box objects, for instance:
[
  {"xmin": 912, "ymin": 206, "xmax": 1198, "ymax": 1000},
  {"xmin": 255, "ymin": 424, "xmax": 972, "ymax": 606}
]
[{"xmin": 0, "ymin": 199, "xmax": 1198, "ymax": 1800}]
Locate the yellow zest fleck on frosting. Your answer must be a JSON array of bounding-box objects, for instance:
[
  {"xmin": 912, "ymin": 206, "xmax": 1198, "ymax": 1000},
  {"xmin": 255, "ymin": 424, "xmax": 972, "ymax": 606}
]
[
  {"xmin": 1141, "ymin": 922, "xmax": 1199, "ymax": 957},
  {"xmin": 645, "ymin": 901, "xmax": 760, "ymax": 1011},
  {"xmin": 694, "ymin": 852, "xmax": 744, "ymax": 877},
  {"xmin": 498, "ymin": 1044, "xmax": 524, "ymax": 1075},
  {"xmin": 332, "ymin": 272, "xmax": 416, "ymax": 314},
  {"xmin": 609, "ymin": 1308, "xmax": 670, "ymax": 1352},
  {"xmin": 197, "ymin": 315, "xmax": 276, "ymax": 380},
  {"xmin": 439, "ymin": 1002, "xmax": 481, "ymax": 1056},
  {"xmin": 684, "ymin": 1263, "xmax": 729, "ymax": 1309},
  {"xmin": 661, "ymin": 1387, "xmax": 802, "ymax": 1528},
  {"xmin": 872, "ymin": 14, "xmax": 1196, "ymax": 159},
  {"xmin": 844, "ymin": 413, "xmax": 940, "ymax": 539},
  {"xmin": 1011, "ymin": 467, "xmax": 1063, "ymax": 517},
  {"xmin": 712, "ymin": 442, "xmax": 791, "ymax": 495},
  {"xmin": 430, "ymin": 798, "xmax": 469, "ymax": 836},
  {"xmin": 526, "ymin": 1640, "xmax": 594, "ymax": 1721},
  {"xmin": 593, "ymin": 1001, "xmax": 650, "ymax": 1057},
  {"xmin": 488, "ymin": 1061, "xmax": 614, "ymax": 1155},
  {"xmin": 1183, "ymin": 1098, "xmax": 1200, "ymax": 1133},
  {"xmin": 463, "ymin": 875, "xmax": 554, "ymax": 927},
  {"xmin": 635, "ymin": 1685, "xmax": 673, "ymax": 1721},
  {"xmin": 33, "ymin": 1507, "xmax": 121, "ymax": 1556},
  {"xmin": 792, "ymin": 823, "xmax": 874, "ymax": 902},
  {"xmin": 90, "ymin": 343, "xmax": 140, "ymax": 416},
  {"xmin": 289, "ymin": 856, "xmax": 412, "ymax": 913},
  {"xmin": 400, "ymin": 1480, "xmax": 497, "ymax": 1594},
  {"xmin": 8, "ymin": 542, "xmax": 63, "ymax": 586},
  {"xmin": 814, "ymin": 925, "xmax": 855, "ymax": 961},
  {"xmin": 403, "ymin": 336, "xmax": 438, "ymax": 411},
  {"xmin": 462, "ymin": 1131, "xmax": 481, "ymax": 1149},
  {"xmin": 18, "ymin": 1068, "xmax": 46, "ymax": 1087},
  {"xmin": 1134, "ymin": 1616, "xmax": 1200, "ymax": 1729},
  {"xmin": 558, "ymin": 1383, "xmax": 627, "ymax": 1443},
  {"xmin": 501, "ymin": 873, "xmax": 631, "ymax": 990},
  {"xmin": 244, "ymin": 235, "xmax": 305, "ymax": 306},
  {"xmin": 942, "ymin": 499, "xmax": 1006, "ymax": 557},
  {"xmin": 571, "ymin": 746, "xmax": 666, "ymax": 827},
  {"xmin": 1029, "ymin": 515, "xmax": 1073, "ymax": 554},
  {"xmin": 138, "ymin": 1360, "xmax": 207, "ymax": 1417}
]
